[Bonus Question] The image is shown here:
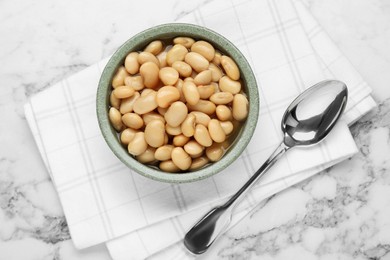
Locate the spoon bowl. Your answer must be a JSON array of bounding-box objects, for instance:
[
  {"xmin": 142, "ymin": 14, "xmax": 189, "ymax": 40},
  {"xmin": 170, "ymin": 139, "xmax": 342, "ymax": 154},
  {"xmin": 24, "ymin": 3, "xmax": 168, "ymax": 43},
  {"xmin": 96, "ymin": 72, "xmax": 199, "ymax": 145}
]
[
  {"xmin": 282, "ymin": 80, "xmax": 348, "ymax": 147},
  {"xmin": 184, "ymin": 80, "xmax": 348, "ymax": 254}
]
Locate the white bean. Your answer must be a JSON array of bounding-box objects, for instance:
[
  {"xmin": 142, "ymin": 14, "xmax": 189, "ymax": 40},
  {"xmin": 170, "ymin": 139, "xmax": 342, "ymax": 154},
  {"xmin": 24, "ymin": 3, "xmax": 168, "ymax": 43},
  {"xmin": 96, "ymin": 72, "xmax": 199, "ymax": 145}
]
[
  {"xmin": 232, "ymin": 94, "xmax": 249, "ymax": 121},
  {"xmin": 194, "ymin": 124, "xmax": 213, "ymax": 147},
  {"xmin": 181, "ymin": 113, "xmax": 196, "ymax": 137},
  {"xmin": 128, "ymin": 132, "xmax": 147, "ymax": 156},
  {"xmin": 185, "ymin": 52, "xmax": 209, "ymax": 73},
  {"xmin": 208, "ymin": 119, "xmax": 226, "ymax": 143},
  {"xmin": 164, "ymin": 101, "xmax": 188, "ymax": 127},
  {"xmin": 140, "ymin": 62, "xmax": 160, "ymax": 89},
  {"xmin": 182, "ymin": 81, "xmax": 200, "ymax": 106},
  {"xmin": 109, "ymin": 107, "xmax": 123, "ymax": 132},
  {"xmin": 220, "ymin": 55, "xmax": 240, "ymax": 80},
  {"xmin": 124, "ymin": 52, "xmax": 139, "ymax": 74},
  {"xmin": 171, "ymin": 147, "xmax": 191, "ymax": 170},
  {"xmin": 144, "ymin": 120, "xmax": 165, "ymax": 148},
  {"xmin": 144, "ymin": 40, "xmax": 163, "ymax": 55},
  {"xmin": 155, "ymin": 145, "xmax": 174, "ymax": 161},
  {"xmin": 122, "ymin": 113, "xmax": 144, "ymax": 129}
]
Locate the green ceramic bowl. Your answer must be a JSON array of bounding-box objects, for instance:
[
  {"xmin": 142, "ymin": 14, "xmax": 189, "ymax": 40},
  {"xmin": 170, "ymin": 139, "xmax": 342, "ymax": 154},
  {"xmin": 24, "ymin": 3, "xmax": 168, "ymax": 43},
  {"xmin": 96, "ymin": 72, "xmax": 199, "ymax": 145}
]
[{"xmin": 97, "ymin": 23, "xmax": 259, "ymax": 183}]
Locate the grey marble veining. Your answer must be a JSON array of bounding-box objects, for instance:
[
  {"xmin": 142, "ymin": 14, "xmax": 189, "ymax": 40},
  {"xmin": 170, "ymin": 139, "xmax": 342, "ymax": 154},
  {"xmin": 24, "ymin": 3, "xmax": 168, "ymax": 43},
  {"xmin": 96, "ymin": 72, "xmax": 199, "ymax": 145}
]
[{"xmin": 1, "ymin": 0, "xmax": 390, "ymax": 259}]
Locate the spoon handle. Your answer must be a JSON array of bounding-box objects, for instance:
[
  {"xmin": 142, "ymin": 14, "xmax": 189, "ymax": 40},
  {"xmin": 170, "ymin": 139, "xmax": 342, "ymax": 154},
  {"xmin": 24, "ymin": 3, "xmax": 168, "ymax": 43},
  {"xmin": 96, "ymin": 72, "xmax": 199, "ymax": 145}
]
[{"xmin": 184, "ymin": 141, "xmax": 289, "ymax": 254}]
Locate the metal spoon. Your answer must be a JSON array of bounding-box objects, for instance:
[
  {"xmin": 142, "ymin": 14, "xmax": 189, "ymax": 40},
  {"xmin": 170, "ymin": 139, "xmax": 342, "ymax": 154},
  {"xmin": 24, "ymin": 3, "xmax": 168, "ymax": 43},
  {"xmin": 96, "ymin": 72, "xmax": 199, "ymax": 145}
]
[{"xmin": 184, "ymin": 80, "xmax": 348, "ymax": 254}]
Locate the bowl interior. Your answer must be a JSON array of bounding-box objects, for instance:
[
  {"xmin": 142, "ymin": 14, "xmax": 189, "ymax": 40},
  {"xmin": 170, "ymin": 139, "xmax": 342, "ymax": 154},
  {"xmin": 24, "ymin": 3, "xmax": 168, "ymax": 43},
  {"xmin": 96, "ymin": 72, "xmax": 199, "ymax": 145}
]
[{"xmin": 97, "ymin": 23, "xmax": 259, "ymax": 183}]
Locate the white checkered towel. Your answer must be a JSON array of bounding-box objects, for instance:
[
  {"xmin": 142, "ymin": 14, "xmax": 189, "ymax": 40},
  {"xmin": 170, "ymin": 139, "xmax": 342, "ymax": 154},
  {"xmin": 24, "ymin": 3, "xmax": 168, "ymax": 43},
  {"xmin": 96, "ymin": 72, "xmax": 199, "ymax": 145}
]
[{"xmin": 24, "ymin": 0, "xmax": 376, "ymax": 259}]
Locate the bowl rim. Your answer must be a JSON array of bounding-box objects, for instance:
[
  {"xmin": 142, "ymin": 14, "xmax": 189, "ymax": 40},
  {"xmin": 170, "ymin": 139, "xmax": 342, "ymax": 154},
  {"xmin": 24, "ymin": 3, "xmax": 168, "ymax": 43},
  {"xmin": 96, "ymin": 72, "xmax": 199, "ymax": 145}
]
[{"xmin": 97, "ymin": 23, "xmax": 259, "ymax": 183}]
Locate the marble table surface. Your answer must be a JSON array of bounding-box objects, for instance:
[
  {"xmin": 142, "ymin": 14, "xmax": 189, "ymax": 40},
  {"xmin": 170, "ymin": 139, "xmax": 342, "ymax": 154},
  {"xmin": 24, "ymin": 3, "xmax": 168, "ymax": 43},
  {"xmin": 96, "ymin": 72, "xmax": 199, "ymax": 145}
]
[{"xmin": 1, "ymin": 0, "xmax": 390, "ymax": 259}]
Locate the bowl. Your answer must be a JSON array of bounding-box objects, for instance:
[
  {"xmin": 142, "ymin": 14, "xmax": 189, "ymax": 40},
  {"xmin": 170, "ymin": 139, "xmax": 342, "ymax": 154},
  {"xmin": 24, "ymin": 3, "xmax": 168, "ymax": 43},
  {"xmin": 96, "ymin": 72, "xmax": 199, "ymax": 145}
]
[{"xmin": 97, "ymin": 23, "xmax": 259, "ymax": 183}]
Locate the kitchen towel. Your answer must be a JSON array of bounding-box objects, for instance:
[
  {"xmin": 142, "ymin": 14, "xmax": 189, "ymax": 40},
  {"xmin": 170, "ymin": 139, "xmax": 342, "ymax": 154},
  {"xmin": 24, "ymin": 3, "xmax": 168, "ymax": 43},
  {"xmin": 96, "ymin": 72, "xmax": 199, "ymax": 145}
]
[{"xmin": 23, "ymin": 0, "xmax": 376, "ymax": 258}]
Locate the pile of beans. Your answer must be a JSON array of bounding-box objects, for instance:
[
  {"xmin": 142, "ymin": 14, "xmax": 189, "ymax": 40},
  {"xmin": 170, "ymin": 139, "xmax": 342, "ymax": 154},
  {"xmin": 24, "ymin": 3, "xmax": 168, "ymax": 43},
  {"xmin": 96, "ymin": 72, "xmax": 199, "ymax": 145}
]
[{"xmin": 108, "ymin": 37, "xmax": 249, "ymax": 173}]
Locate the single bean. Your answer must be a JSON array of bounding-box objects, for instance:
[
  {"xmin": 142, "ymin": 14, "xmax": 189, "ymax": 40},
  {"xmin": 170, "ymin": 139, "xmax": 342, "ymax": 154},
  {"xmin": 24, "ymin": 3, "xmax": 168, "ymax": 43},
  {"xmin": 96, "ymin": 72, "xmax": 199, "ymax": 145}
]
[
  {"xmin": 112, "ymin": 66, "xmax": 129, "ymax": 88},
  {"xmin": 159, "ymin": 67, "xmax": 179, "ymax": 86},
  {"xmin": 171, "ymin": 147, "xmax": 192, "ymax": 170},
  {"xmin": 119, "ymin": 92, "xmax": 140, "ymax": 114},
  {"xmin": 209, "ymin": 92, "xmax": 234, "ymax": 105},
  {"xmin": 208, "ymin": 119, "xmax": 226, "ymax": 143},
  {"xmin": 184, "ymin": 140, "xmax": 204, "ymax": 157},
  {"xmin": 164, "ymin": 101, "xmax": 188, "ymax": 127},
  {"xmin": 155, "ymin": 145, "xmax": 174, "ymax": 161},
  {"xmin": 164, "ymin": 133, "xmax": 169, "ymax": 144},
  {"xmin": 187, "ymin": 100, "xmax": 216, "ymax": 115},
  {"xmin": 109, "ymin": 107, "xmax": 123, "ymax": 132},
  {"xmin": 212, "ymin": 51, "xmax": 222, "ymax": 66},
  {"xmin": 181, "ymin": 113, "xmax": 196, "ymax": 137},
  {"xmin": 128, "ymin": 132, "xmax": 147, "ymax": 156},
  {"xmin": 144, "ymin": 40, "xmax": 163, "ymax": 55},
  {"xmin": 190, "ymin": 111, "xmax": 211, "ymax": 126},
  {"xmin": 206, "ymin": 143, "xmax": 224, "ymax": 162},
  {"xmin": 194, "ymin": 70, "xmax": 212, "ymax": 85},
  {"xmin": 194, "ymin": 124, "xmax": 213, "ymax": 147},
  {"xmin": 189, "ymin": 156, "xmax": 209, "ymax": 171},
  {"xmin": 133, "ymin": 90, "xmax": 158, "ymax": 114},
  {"xmin": 173, "ymin": 134, "xmax": 190, "ymax": 147},
  {"xmin": 159, "ymin": 160, "xmax": 180, "ymax": 173},
  {"xmin": 172, "ymin": 61, "xmax": 192, "ymax": 78},
  {"xmin": 142, "ymin": 112, "xmax": 165, "ymax": 125},
  {"xmin": 232, "ymin": 94, "xmax": 249, "ymax": 121},
  {"xmin": 166, "ymin": 44, "xmax": 188, "ymax": 66},
  {"xmin": 197, "ymin": 84, "xmax": 215, "ymax": 99},
  {"xmin": 184, "ymin": 52, "xmax": 209, "ymax": 73},
  {"xmin": 144, "ymin": 120, "xmax": 165, "ymax": 148},
  {"xmin": 173, "ymin": 37, "xmax": 195, "ymax": 48},
  {"xmin": 137, "ymin": 51, "xmax": 160, "ymax": 66},
  {"xmin": 120, "ymin": 128, "xmax": 138, "ymax": 145},
  {"xmin": 140, "ymin": 62, "xmax": 160, "ymax": 89},
  {"xmin": 219, "ymin": 76, "xmax": 241, "ymax": 94},
  {"xmin": 156, "ymin": 86, "xmax": 180, "ymax": 108},
  {"xmin": 110, "ymin": 91, "xmax": 120, "ymax": 109},
  {"xmin": 220, "ymin": 121, "xmax": 234, "ymax": 135},
  {"xmin": 157, "ymin": 51, "xmax": 167, "ymax": 68},
  {"xmin": 216, "ymin": 105, "xmax": 232, "ymax": 121},
  {"xmin": 124, "ymin": 52, "xmax": 139, "ymax": 74},
  {"xmin": 166, "ymin": 124, "xmax": 182, "ymax": 136},
  {"xmin": 136, "ymin": 146, "xmax": 156, "ymax": 163},
  {"xmin": 191, "ymin": 40, "xmax": 215, "ymax": 61},
  {"xmin": 125, "ymin": 75, "xmax": 144, "ymax": 91},
  {"xmin": 208, "ymin": 63, "xmax": 223, "ymax": 82},
  {"xmin": 113, "ymin": 85, "xmax": 135, "ymax": 99},
  {"xmin": 122, "ymin": 113, "xmax": 144, "ymax": 129},
  {"xmin": 220, "ymin": 55, "xmax": 240, "ymax": 80},
  {"xmin": 182, "ymin": 81, "xmax": 200, "ymax": 106}
]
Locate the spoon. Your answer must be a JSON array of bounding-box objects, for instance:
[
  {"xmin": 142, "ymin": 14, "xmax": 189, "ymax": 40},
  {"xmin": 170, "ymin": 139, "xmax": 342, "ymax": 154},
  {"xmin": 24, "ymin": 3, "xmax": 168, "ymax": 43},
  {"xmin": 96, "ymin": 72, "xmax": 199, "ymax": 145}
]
[{"xmin": 184, "ymin": 80, "xmax": 348, "ymax": 254}]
